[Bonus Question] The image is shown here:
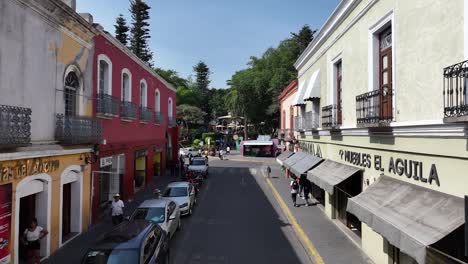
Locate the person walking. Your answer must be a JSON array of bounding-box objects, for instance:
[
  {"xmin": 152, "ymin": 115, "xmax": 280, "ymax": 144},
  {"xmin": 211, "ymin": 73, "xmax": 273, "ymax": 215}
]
[
  {"xmin": 290, "ymin": 176, "xmax": 299, "ymax": 207},
  {"xmin": 226, "ymin": 145, "xmax": 230, "ymax": 154},
  {"xmin": 266, "ymin": 165, "xmax": 271, "ymax": 178},
  {"xmin": 111, "ymin": 194, "xmax": 124, "ymax": 225},
  {"xmin": 298, "ymin": 174, "xmax": 307, "ymax": 198},
  {"xmin": 303, "ymin": 179, "xmax": 312, "ymax": 206},
  {"xmin": 23, "ymin": 218, "xmax": 48, "ymax": 264}
]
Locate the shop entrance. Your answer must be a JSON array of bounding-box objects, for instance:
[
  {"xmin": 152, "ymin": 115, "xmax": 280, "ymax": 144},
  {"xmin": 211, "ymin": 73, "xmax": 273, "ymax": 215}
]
[
  {"xmin": 60, "ymin": 169, "xmax": 82, "ymax": 245},
  {"xmin": 310, "ymin": 182, "xmax": 325, "ymax": 207},
  {"xmin": 62, "ymin": 183, "xmax": 71, "ymax": 239},
  {"xmin": 134, "ymin": 150, "xmax": 147, "ymax": 192},
  {"xmin": 334, "ymin": 172, "xmax": 362, "ymax": 237},
  {"xmin": 19, "ymin": 194, "xmax": 36, "ymax": 262},
  {"xmin": 153, "ymin": 152, "xmax": 161, "ymax": 177}
]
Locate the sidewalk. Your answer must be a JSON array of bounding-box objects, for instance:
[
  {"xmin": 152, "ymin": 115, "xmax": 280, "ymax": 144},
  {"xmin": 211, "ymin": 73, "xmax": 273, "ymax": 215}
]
[
  {"xmin": 265, "ymin": 164, "xmax": 373, "ymax": 264},
  {"xmin": 43, "ymin": 175, "xmax": 176, "ymax": 264}
]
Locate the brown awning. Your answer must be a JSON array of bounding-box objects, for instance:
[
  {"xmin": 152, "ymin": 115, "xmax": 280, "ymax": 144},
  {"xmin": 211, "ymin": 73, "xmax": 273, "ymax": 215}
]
[
  {"xmin": 289, "ymin": 154, "xmax": 323, "ymax": 177},
  {"xmin": 276, "ymin": 151, "xmax": 294, "ymax": 165},
  {"xmin": 307, "ymin": 160, "xmax": 361, "ymax": 194},
  {"xmin": 283, "ymin": 152, "xmax": 307, "ymax": 169},
  {"xmin": 347, "ymin": 176, "xmax": 465, "ymax": 264}
]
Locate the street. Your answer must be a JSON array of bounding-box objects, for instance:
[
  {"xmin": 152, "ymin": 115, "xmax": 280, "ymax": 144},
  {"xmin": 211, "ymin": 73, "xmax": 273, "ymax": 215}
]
[{"xmin": 169, "ymin": 158, "xmax": 311, "ymax": 264}]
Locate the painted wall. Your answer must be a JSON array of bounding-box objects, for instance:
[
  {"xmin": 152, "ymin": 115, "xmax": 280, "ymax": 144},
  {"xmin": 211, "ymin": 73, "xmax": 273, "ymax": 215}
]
[
  {"xmin": 0, "ymin": 0, "xmax": 95, "ymax": 142},
  {"xmin": 280, "ymin": 89, "xmax": 297, "ymax": 129}
]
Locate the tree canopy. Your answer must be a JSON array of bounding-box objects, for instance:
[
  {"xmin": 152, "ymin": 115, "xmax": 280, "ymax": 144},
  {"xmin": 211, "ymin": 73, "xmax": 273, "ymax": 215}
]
[
  {"xmin": 114, "ymin": 14, "xmax": 129, "ymax": 46},
  {"xmin": 129, "ymin": 0, "xmax": 153, "ymax": 64}
]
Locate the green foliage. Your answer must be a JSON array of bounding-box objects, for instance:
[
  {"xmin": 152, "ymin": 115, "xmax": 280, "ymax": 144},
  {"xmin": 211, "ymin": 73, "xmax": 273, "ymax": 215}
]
[
  {"xmin": 208, "ymin": 88, "xmax": 229, "ymax": 119},
  {"xmin": 201, "ymin": 132, "xmax": 216, "ymax": 141},
  {"xmin": 129, "ymin": 0, "xmax": 153, "ymax": 65},
  {"xmin": 193, "ymin": 61, "xmax": 212, "ymax": 121},
  {"xmin": 154, "ymin": 68, "xmax": 188, "ymax": 88},
  {"xmin": 176, "ymin": 86, "xmax": 196, "ymax": 106},
  {"xmin": 114, "ymin": 14, "xmax": 129, "ymax": 46},
  {"xmin": 193, "ymin": 139, "xmax": 201, "ymax": 145},
  {"xmin": 176, "ymin": 104, "xmax": 206, "ymax": 125}
]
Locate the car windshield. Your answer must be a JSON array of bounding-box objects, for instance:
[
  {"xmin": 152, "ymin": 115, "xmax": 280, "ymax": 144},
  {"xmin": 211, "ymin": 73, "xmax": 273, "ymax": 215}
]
[
  {"xmin": 191, "ymin": 160, "xmax": 205, "ymax": 166},
  {"xmin": 163, "ymin": 187, "xmax": 187, "ymax": 197},
  {"xmin": 132, "ymin": 207, "xmax": 165, "ymax": 223},
  {"xmin": 82, "ymin": 249, "xmax": 138, "ymax": 264}
]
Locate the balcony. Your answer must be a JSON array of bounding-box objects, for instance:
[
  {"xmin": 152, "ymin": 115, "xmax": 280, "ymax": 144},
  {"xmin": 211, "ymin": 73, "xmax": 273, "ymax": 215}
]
[
  {"xmin": 0, "ymin": 105, "xmax": 32, "ymax": 148},
  {"xmin": 294, "ymin": 116, "xmax": 306, "ymax": 132},
  {"xmin": 321, "ymin": 104, "xmax": 341, "ymax": 129},
  {"xmin": 154, "ymin": 111, "xmax": 164, "ymax": 125},
  {"xmin": 443, "ymin": 60, "xmax": 468, "ymax": 122},
  {"xmin": 356, "ymin": 89, "xmax": 393, "ymax": 128},
  {"xmin": 55, "ymin": 114, "xmax": 102, "ymax": 145},
  {"xmin": 96, "ymin": 94, "xmax": 119, "ymax": 117},
  {"xmin": 168, "ymin": 117, "xmax": 177, "ymax": 128},
  {"xmin": 139, "ymin": 106, "xmax": 152, "ymax": 123},
  {"xmin": 121, "ymin": 101, "xmax": 137, "ymax": 121},
  {"xmin": 304, "ymin": 111, "xmax": 319, "ymax": 130}
]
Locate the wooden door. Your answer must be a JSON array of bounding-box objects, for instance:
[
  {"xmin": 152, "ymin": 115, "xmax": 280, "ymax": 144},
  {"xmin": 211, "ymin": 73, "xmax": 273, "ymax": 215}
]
[
  {"xmin": 336, "ymin": 61, "xmax": 342, "ymax": 124},
  {"xmin": 379, "ymin": 28, "xmax": 393, "ymax": 120},
  {"xmin": 62, "ymin": 183, "xmax": 71, "ymax": 239}
]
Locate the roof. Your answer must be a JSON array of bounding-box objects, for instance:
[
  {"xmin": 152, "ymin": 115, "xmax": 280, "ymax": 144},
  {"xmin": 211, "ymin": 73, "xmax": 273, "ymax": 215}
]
[
  {"xmin": 93, "ymin": 220, "xmax": 156, "ymax": 250},
  {"xmin": 138, "ymin": 199, "xmax": 171, "ymax": 208},
  {"xmin": 278, "ymin": 79, "xmax": 298, "ymax": 102},
  {"xmin": 166, "ymin": 181, "xmax": 190, "ymax": 188}
]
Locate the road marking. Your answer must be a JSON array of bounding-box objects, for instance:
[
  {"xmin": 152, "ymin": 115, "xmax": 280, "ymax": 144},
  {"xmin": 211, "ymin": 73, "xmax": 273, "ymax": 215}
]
[{"xmin": 265, "ymin": 177, "xmax": 326, "ymax": 264}]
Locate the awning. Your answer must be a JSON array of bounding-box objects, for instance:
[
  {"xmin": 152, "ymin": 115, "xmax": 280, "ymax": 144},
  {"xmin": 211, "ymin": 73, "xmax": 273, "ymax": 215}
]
[
  {"xmin": 307, "ymin": 160, "xmax": 361, "ymax": 194},
  {"xmin": 292, "ymin": 79, "xmax": 308, "ymax": 106},
  {"xmin": 347, "ymin": 176, "xmax": 465, "ymax": 264},
  {"xmin": 303, "ymin": 70, "xmax": 320, "ymax": 100},
  {"xmin": 283, "ymin": 152, "xmax": 307, "ymax": 169},
  {"xmin": 276, "ymin": 151, "xmax": 294, "ymax": 166},
  {"xmin": 242, "ymin": 141, "xmax": 273, "ymax": 146},
  {"xmin": 289, "ymin": 154, "xmax": 323, "ymax": 176}
]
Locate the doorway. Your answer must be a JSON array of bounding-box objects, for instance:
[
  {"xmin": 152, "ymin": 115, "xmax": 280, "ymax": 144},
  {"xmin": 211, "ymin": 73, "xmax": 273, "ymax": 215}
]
[
  {"xmin": 134, "ymin": 155, "xmax": 146, "ymax": 192},
  {"xmin": 334, "ymin": 172, "xmax": 362, "ymax": 237},
  {"xmin": 19, "ymin": 194, "xmax": 36, "ymax": 262},
  {"xmin": 153, "ymin": 152, "xmax": 161, "ymax": 177},
  {"xmin": 62, "ymin": 183, "xmax": 71, "ymax": 240}
]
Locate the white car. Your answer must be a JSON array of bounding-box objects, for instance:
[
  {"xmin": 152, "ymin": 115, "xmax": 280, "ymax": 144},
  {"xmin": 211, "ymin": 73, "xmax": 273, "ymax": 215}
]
[
  {"xmin": 179, "ymin": 147, "xmax": 200, "ymax": 157},
  {"xmin": 162, "ymin": 182, "xmax": 196, "ymax": 216},
  {"xmin": 130, "ymin": 198, "xmax": 181, "ymax": 239},
  {"xmin": 188, "ymin": 157, "xmax": 209, "ymax": 178}
]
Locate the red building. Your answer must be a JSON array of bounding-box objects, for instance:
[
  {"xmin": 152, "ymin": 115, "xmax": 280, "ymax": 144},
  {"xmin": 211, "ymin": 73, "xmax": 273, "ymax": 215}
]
[{"xmin": 91, "ymin": 33, "xmax": 178, "ymax": 223}]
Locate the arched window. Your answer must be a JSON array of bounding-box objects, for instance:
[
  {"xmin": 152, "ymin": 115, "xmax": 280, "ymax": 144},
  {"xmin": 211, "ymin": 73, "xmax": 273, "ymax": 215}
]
[
  {"xmin": 121, "ymin": 69, "xmax": 132, "ymax": 102},
  {"xmin": 140, "ymin": 80, "xmax": 147, "ymax": 107},
  {"xmin": 64, "ymin": 71, "xmax": 80, "ymax": 116},
  {"xmin": 155, "ymin": 89, "xmax": 160, "ymax": 112},
  {"xmin": 168, "ymin": 97, "xmax": 173, "ymax": 117},
  {"xmin": 97, "ymin": 54, "xmax": 112, "ymax": 95}
]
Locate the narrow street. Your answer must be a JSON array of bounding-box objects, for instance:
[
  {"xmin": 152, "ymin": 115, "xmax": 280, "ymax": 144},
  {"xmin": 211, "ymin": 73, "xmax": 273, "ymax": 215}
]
[{"xmin": 170, "ymin": 159, "xmax": 311, "ymax": 264}]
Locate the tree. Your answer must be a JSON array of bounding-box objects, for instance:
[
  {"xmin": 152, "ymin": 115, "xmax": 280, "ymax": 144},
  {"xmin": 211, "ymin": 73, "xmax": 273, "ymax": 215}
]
[
  {"xmin": 291, "ymin": 25, "xmax": 316, "ymax": 54},
  {"xmin": 154, "ymin": 68, "xmax": 188, "ymax": 88},
  {"xmin": 114, "ymin": 14, "xmax": 129, "ymax": 46},
  {"xmin": 176, "ymin": 86, "xmax": 196, "ymax": 106},
  {"xmin": 177, "ymin": 104, "xmax": 207, "ymax": 134},
  {"xmin": 209, "ymin": 88, "xmax": 229, "ymax": 119},
  {"xmin": 192, "ymin": 61, "xmax": 212, "ymax": 122},
  {"xmin": 129, "ymin": 0, "xmax": 153, "ymax": 64}
]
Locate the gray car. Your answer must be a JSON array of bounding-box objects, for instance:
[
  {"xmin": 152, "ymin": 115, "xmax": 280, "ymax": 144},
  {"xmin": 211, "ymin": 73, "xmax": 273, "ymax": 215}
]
[
  {"xmin": 130, "ymin": 199, "xmax": 181, "ymax": 239},
  {"xmin": 162, "ymin": 182, "xmax": 196, "ymax": 216}
]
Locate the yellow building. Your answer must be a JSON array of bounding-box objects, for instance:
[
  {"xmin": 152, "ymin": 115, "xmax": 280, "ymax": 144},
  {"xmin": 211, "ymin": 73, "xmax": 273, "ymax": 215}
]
[
  {"xmin": 0, "ymin": 0, "xmax": 99, "ymax": 262},
  {"xmin": 288, "ymin": 0, "xmax": 468, "ymax": 263}
]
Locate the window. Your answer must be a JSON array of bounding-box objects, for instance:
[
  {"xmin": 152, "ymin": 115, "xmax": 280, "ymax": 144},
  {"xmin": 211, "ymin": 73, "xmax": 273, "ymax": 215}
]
[
  {"xmin": 379, "ymin": 27, "xmax": 393, "ymax": 120},
  {"xmin": 335, "ymin": 61, "xmax": 342, "ymax": 124},
  {"xmin": 64, "ymin": 71, "xmax": 80, "ymax": 116},
  {"xmin": 140, "ymin": 80, "xmax": 147, "ymax": 107},
  {"xmin": 97, "ymin": 55, "xmax": 112, "ymax": 95},
  {"xmin": 282, "ymin": 110, "xmax": 286, "ymax": 129},
  {"xmin": 155, "ymin": 89, "xmax": 160, "ymax": 112},
  {"xmin": 168, "ymin": 97, "xmax": 173, "ymax": 117},
  {"xmin": 121, "ymin": 69, "xmax": 132, "ymax": 102}
]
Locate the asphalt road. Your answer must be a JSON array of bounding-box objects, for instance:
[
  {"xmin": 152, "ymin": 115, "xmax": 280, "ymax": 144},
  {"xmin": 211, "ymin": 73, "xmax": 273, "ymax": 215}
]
[{"xmin": 170, "ymin": 159, "xmax": 311, "ymax": 264}]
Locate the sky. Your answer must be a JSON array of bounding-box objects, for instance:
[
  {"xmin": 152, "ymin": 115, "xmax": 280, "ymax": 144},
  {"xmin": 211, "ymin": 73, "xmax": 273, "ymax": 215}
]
[{"xmin": 77, "ymin": 0, "xmax": 340, "ymax": 88}]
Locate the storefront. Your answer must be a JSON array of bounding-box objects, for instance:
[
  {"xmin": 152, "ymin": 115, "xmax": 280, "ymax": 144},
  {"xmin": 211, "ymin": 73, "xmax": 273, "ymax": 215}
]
[
  {"xmin": 241, "ymin": 141, "xmax": 276, "ymax": 157},
  {"xmin": 0, "ymin": 152, "xmax": 92, "ymax": 263},
  {"xmin": 134, "ymin": 149, "xmax": 148, "ymax": 192}
]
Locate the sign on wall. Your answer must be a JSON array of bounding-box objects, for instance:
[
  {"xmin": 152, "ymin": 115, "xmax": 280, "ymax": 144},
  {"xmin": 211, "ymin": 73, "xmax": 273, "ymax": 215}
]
[
  {"xmin": 298, "ymin": 141, "xmax": 322, "ymax": 157},
  {"xmin": 0, "ymin": 184, "xmax": 12, "ymax": 264},
  {"xmin": 338, "ymin": 149, "xmax": 440, "ymax": 186},
  {"xmin": 100, "ymin": 156, "xmax": 113, "ymax": 168},
  {"xmin": 0, "ymin": 159, "xmax": 60, "ymax": 183}
]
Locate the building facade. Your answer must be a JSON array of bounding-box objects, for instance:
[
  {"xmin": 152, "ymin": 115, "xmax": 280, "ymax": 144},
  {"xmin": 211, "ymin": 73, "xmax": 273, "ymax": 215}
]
[
  {"xmin": 91, "ymin": 33, "xmax": 178, "ymax": 223},
  {"xmin": 289, "ymin": 0, "xmax": 468, "ymax": 263},
  {"xmin": 0, "ymin": 0, "xmax": 100, "ymax": 262},
  {"xmin": 278, "ymin": 80, "xmax": 298, "ymax": 151}
]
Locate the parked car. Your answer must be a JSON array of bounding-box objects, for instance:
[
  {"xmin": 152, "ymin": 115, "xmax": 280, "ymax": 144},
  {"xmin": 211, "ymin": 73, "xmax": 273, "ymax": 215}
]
[
  {"xmin": 81, "ymin": 220, "xmax": 170, "ymax": 264},
  {"xmin": 179, "ymin": 147, "xmax": 199, "ymax": 157},
  {"xmin": 162, "ymin": 182, "xmax": 196, "ymax": 216},
  {"xmin": 188, "ymin": 157, "xmax": 209, "ymax": 178},
  {"xmin": 130, "ymin": 199, "xmax": 181, "ymax": 239}
]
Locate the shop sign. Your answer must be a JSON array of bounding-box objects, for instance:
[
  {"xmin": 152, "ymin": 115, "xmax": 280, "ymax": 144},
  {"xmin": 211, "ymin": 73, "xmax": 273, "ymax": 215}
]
[
  {"xmin": 135, "ymin": 149, "xmax": 148, "ymax": 158},
  {"xmin": 339, "ymin": 149, "xmax": 440, "ymax": 186},
  {"xmin": 298, "ymin": 141, "xmax": 322, "ymax": 157},
  {"xmin": 100, "ymin": 157, "xmax": 113, "ymax": 168},
  {"xmin": 0, "ymin": 184, "xmax": 12, "ymax": 264},
  {"xmin": 0, "ymin": 159, "xmax": 60, "ymax": 183}
]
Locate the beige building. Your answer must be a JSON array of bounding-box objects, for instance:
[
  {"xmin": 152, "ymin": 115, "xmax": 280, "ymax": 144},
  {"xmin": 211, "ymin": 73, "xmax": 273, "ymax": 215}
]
[{"xmin": 287, "ymin": 0, "xmax": 468, "ymax": 263}]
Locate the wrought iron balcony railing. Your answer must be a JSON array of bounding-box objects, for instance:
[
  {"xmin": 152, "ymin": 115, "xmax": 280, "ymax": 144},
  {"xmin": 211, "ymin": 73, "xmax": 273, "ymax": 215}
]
[
  {"xmin": 121, "ymin": 101, "xmax": 137, "ymax": 120},
  {"xmin": 139, "ymin": 106, "xmax": 152, "ymax": 123},
  {"xmin": 0, "ymin": 105, "xmax": 31, "ymax": 148},
  {"xmin": 304, "ymin": 111, "xmax": 319, "ymax": 130},
  {"xmin": 356, "ymin": 89, "xmax": 393, "ymax": 127},
  {"xmin": 443, "ymin": 60, "xmax": 468, "ymax": 121},
  {"xmin": 294, "ymin": 116, "xmax": 306, "ymax": 131},
  {"xmin": 168, "ymin": 117, "xmax": 177, "ymax": 127},
  {"xmin": 322, "ymin": 104, "xmax": 341, "ymax": 129},
  {"xmin": 154, "ymin": 111, "xmax": 164, "ymax": 124},
  {"xmin": 55, "ymin": 114, "xmax": 102, "ymax": 145},
  {"xmin": 96, "ymin": 94, "xmax": 119, "ymax": 117}
]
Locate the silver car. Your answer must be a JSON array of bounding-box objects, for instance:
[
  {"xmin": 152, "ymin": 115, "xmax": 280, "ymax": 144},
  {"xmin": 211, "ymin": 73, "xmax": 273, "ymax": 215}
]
[
  {"xmin": 130, "ymin": 199, "xmax": 181, "ymax": 239},
  {"xmin": 162, "ymin": 182, "xmax": 196, "ymax": 216}
]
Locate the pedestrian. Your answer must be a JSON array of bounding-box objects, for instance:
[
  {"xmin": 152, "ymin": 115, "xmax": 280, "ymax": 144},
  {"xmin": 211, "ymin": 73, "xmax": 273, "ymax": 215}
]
[
  {"xmin": 290, "ymin": 176, "xmax": 299, "ymax": 207},
  {"xmin": 22, "ymin": 217, "xmax": 48, "ymax": 264},
  {"xmin": 266, "ymin": 165, "xmax": 271, "ymax": 178},
  {"xmin": 198, "ymin": 149, "xmax": 202, "ymax": 156},
  {"xmin": 111, "ymin": 194, "xmax": 124, "ymax": 225},
  {"xmin": 226, "ymin": 145, "xmax": 230, "ymax": 154},
  {"xmin": 298, "ymin": 174, "xmax": 307, "ymax": 198},
  {"xmin": 303, "ymin": 179, "xmax": 312, "ymax": 206}
]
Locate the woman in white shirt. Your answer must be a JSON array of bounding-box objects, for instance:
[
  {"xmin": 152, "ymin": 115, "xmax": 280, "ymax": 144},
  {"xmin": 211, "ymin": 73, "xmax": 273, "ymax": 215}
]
[{"xmin": 23, "ymin": 218, "xmax": 48, "ymax": 264}]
